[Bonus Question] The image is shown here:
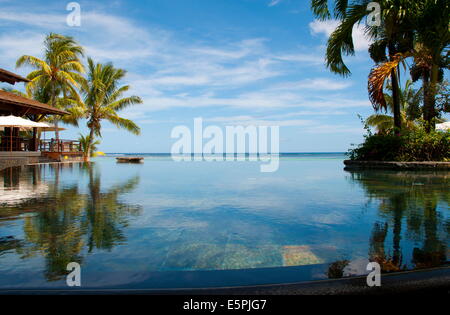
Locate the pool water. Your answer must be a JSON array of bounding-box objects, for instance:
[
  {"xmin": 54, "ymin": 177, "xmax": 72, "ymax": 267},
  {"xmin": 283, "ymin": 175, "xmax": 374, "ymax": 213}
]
[{"xmin": 0, "ymin": 155, "xmax": 448, "ymax": 289}]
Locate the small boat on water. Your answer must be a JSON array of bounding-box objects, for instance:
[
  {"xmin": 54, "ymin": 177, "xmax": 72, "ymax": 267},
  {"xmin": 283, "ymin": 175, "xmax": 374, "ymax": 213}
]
[{"xmin": 116, "ymin": 157, "xmax": 144, "ymax": 163}]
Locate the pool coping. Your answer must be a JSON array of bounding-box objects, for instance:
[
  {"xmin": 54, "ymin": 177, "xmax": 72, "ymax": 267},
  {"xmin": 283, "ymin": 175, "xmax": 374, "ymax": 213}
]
[
  {"xmin": 344, "ymin": 160, "xmax": 450, "ymax": 170},
  {"xmin": 1, "ymin": 266, "xmax": 449, "ymax": 295}
]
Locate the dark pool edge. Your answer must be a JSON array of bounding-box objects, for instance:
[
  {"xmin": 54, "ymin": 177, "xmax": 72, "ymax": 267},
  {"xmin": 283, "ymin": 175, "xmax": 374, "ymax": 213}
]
[
  {"xmin": 1, "ymin": 266, "xmax": 449, "ymax": 295},
  {"xmin": 344, "ymin": 160, "xmax": 450, "ymax": 170},
  {"xmin": 196, "ymin": 266, "xmax": 450, "ymax": 295}
]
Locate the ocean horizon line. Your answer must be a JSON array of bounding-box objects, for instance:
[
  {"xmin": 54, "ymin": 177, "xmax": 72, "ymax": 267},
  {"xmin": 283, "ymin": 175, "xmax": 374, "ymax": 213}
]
[{"xmin": 104, "ymin": 152, "xmax": 347, "ymax": 155}]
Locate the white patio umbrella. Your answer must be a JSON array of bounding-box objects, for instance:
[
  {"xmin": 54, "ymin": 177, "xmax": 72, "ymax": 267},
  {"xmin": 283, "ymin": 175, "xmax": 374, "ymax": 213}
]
[
  {"xmin": 40, "ymin": 124, "xmax": 66, "ymax": 132},
  {"xmin": 0, "ymin": 115, "xmax": 50, "ymax": 151},
  {"xmin": 40, "ymin": 124, "xmax": 66, "ymax": 143},
  {"xmin": 0, "ymin": 115, "xmax": 49, "ymax": 128},
  {"xmin": 436, "ymin": 122, "xmax": 450, "ymax": 131}
]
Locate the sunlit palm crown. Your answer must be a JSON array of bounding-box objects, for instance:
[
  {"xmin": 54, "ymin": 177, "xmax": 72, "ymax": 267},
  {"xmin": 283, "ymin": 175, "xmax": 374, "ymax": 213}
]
[
  {"xmin": 83, "ymin": 57, "xmax": 142, "ymax": 138},
  {"xmin": 16, "ymin": 33, "xmax": 86, "ymax": 100}
]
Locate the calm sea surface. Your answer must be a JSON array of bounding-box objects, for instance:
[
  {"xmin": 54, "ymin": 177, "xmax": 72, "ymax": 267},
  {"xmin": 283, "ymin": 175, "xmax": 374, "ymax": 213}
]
[{"xmin": 0, "ymin": 154, "xmax": 448, "ymax": 289}]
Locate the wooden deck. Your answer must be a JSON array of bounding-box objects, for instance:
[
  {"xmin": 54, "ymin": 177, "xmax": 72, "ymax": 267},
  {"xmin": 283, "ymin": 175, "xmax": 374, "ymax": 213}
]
[
  {"xmin": 42, "ymin": 151, "xmax": 84, "ymax": 162},
  {"xmin": 0, "ymin": 151, "xmax": 41, "ymax": 158}
]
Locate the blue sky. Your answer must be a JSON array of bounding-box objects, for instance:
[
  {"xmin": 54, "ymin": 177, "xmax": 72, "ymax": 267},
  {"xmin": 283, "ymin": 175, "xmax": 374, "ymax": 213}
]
[{"xmin": 0, "ymin": 0, "xmax": 444, "ymax": 153}]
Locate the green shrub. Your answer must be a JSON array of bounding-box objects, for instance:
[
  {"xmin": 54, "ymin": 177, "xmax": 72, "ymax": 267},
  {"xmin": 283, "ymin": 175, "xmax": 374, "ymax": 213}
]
[{"xmin": 348, "ymin": 130, "xmax": 450, "ymax": 162}]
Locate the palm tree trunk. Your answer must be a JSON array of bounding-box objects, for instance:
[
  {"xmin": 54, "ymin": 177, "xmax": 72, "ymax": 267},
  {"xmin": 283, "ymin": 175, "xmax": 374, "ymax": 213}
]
[
  {"xmin": 55, "ymin": 121, "xmax": 60, "ymax": 152},
  {"xmin": 391, "ymin": 69, "xmax": 402, "ymax": 135},
  {"xmin": 391, "ymin": 196, "xmax": 405, "ymax": 268},
  {"xmin": 388, "ymin": 44, "xmax": 402, "ymax": 136},
  {"xmin": 85, "ymin": 128, "xmax": 95, "ymax": 162},
  {"xmin": 50, "ymin": 84, "xmax": 60, "ymax": 151},
  {"xmin": 421, "ymin": 57, "xmax": 440, "ymax": 133},
  {"xmin": 422, "ymin": 72, "xmax": 431, "ymax": 132},
  {"xmin": 425, "ymin": 64, "xmax": 439, "ymax": 133}
]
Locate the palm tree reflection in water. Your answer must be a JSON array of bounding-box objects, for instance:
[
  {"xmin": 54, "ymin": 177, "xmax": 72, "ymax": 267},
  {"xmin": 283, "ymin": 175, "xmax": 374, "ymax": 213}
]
[
  {"xmin": 349, "ymin": 170, "xmax": 449, "ymax": 273},
  {"xmin": 2, "ymin": 165, "xmax": 448, "ymax": 283},
  {"xmin": 0, "ymin": 163, "xmax": 141, "ymax": 281}
]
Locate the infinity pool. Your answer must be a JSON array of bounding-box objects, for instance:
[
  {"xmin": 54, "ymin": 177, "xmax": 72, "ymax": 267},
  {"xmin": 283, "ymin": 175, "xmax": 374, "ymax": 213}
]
[{"xmin": 0, "ymin": 155, "xmax": 448, "ymax": 289}]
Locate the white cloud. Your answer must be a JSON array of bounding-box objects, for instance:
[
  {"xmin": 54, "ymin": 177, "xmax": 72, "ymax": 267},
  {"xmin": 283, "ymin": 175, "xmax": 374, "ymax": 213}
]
[
  {"xmin": 201, "ymin": 111, "xmax": 355, "ymax": 128},
  {"xmin": 0, "ymin": 32, "xmax": 44, "ymax": 68},
  {"xmin": 309, "ymin": 19, "xmax": 372, "ymax": 51},
  {"xmin": 78, "ymin": 12, "xmax": 170, "ymax": 62},
  {"xmin": 0, "ymin": 9, "xmax": 169, "ymax": 63},
  {"xmin": 126, "ymin": 56, "xmax": 280, "ymax": 95},
  {"xmin": 309, "ymin": 20, "xmax": 340, "ymax": 37},
  {"xmin": 303, "ymin": 124, "xmax": 364, "ymax": 134},
  {"xmin": 150, "ymin": 75, "xmax": 210, "ymax": 86},
  {"xmin": 272, "ymin": 78, "xmax": 352, "ymax": 91},
  {"xmin": 0, "ymin": 5, "xmax": 369, "ymax": 136},
  {"xmin": 204, "ymin": 115, "xmax": 314, "ymax": 127},
  {"xmin": 274, "ymin": 53, "xmax": 324, "ymax": 65},
  {"xmin": 0, "ymin": 11, "xmax": 66, "ymax": 29},
  {"xmin": 268, "ymin": 0, "xmax": 282, "ymax": 7},
  {"xmin": 125, "ymin": 90, "xmax": 370, "ymax": 114},
  {"xmin": 191, "ymin": 38, "xmax": 266, "ymax": 60},
  {"xmin": 269, "ymin": 110, "xmax": 347, "ymax": 118},
  {"xmin": 0, "ymin": 8, "xmax": 280, "ymax": 86},
  {"xmin": 298, "ymin": 78, "xmax": 352, "ymax": 90},
  {"xmin": 205, "ymin": 115, "xmax": 314, "ymax": 127}
]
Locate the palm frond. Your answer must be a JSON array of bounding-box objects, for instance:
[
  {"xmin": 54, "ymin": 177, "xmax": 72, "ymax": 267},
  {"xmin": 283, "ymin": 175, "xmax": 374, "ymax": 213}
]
[
  {"xmin": 326, "ymin": 4, "xmax": 369, "ymax": 76},
  {"xmin": 311, "ymin": 0, "xmax": 331, "ymax": 20},
  {"xmin": 366, "ymin": 114, "xmax": 394, "ymax": 133},
  {"xmin": 369, "ymin": 40, "xmax": 388, "ymax": 64},
  {"xmin": 368, "ymin": 54, "xmax": 407, "ymax": 111},
  {"xmin": 16, "ymin": 55, "xmax": 48, "ymax": 71},
  {"xmin": 107, "ymin": 115, "xmax": 141, "ymax": 136},
  {"xmin": 334, "ymin": 0, "xmax": 349, "ymax": 19},
  {"xmin": 60, "ymin": 60, "xmax": 85, "ymax": 73},
  {"xmin": 108, "ymin": 96, "xmax": 143, "ymax": 111}
]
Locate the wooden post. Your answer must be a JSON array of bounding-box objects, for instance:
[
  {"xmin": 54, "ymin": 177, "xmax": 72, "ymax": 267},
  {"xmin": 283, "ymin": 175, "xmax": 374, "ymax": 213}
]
[{"xmin": 32, "ymin": 127, "xmax": 37, "ymax": 151}]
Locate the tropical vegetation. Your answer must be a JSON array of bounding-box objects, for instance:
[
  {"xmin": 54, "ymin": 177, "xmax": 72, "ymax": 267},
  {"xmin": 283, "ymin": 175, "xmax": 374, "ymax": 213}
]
[
  {"xmin": 16, "ymin": 33, "xmax": 86, "ymax": 141},
  {"xmin": 349, "ymin": 170, "xmax": 449, "ymax": 271},
  {"xmin": 8, "ymin": 2, "xmax": 449, "ymax": 163},
  {"xmin": 2, "ymin": 164, "xmax": 141, "ymax": 281},
  {"xmin": 366, "ymin": 79, "xmax": 422, "ymax": 134},
  {"xmin": 78, "ymin": 134, "xmax": 100, "ymax": 159},
  {"xmin": 349, "ymin": 128, "xmax": 450, "ymax": 161},
  {"xmin": 81, "ymin": 58, "xmax": 142, "ymax": 159},
  {"xmin": 14, "ymin": 33, "xmax": 142, "ymax": 159},
  {"xmin": 311, "ymin": 0, "xmax": 449, "ymax": 161},
  {"xmin": 310, "ymin": 0, "xmax": 449, "ymax": 135}
]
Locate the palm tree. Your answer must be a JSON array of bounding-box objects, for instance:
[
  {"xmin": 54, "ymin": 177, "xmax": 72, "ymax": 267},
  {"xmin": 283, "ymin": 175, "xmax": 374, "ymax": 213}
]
[
  {"xmin": 78, "ymin": 134, "xmax": 100, "ymax": 160},
  {"xmin": 349, "ymin": 170, "xmax": 449, "ymax": 271},
  {"xmin": 436, "ymin": 80, "xmax": 449, "ymax": 114},
  {"xmin": 366, "ymin": 80, "xmax": 421, "ymax": 134},
  {"xmin": 368, "ymin": 47, "xmax": 447, "ymax": 135},
  {"xmin": 371, "ymin": 1, "xmax": 449, "ymax": 133},
  {"xmin": 16, "ymin": 33, "xmax": 86, "ymax": 143},
  {"xmin": 84, "ymin": 166, "xmax": 141, "ymax": 252},
  {"xmin": 311, "ymin": 0, "xmax": 416, "ymax": 135},
  {"xmin": 14, "ymin": 163, "xmax": 142, "ymax": 281},
  {"xmin": 81, "ymin": 58, "xmax": 142, "ymax": 160},
  {"xmin": 410, "ymin": 0, "xmax": 449, "ymax": 132},
  {"xmin": 409, "ymin": 47, "xmax": 446, "ymax": 132}
]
